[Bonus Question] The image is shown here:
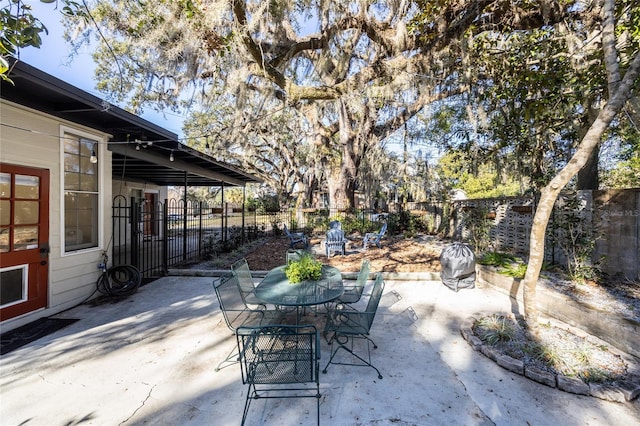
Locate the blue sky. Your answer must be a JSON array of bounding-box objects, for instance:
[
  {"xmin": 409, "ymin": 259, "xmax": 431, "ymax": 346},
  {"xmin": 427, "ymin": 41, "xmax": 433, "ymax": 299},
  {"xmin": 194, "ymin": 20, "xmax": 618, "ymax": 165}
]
[{"xmin": 18, "ymin": 1, "xmax": 186, "ymax": 138}]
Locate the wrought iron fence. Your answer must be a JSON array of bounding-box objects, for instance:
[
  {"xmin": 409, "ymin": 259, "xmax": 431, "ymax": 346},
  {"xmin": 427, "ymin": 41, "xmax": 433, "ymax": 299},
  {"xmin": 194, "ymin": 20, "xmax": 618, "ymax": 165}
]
[{"xmin": 112, "ymin": 198, "xmax": 395, "ymax": 279}]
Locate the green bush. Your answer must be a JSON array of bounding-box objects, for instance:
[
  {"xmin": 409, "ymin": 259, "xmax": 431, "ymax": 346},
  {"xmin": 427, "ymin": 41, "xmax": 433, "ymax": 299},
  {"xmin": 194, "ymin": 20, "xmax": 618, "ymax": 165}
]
[
  {"xmin": 478, "ymin": 252, "xmax": 516, "ymax": 267},
  {"xmin": 284, "ymin": 254, "xmax": 322, "ymax": 283}
]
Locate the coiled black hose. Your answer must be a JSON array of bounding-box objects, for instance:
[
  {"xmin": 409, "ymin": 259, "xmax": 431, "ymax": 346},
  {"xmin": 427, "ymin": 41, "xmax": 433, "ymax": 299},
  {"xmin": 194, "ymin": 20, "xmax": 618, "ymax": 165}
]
[{"xmin": 97, "ymin": 265, "xmax": 142, "ymax": 297}]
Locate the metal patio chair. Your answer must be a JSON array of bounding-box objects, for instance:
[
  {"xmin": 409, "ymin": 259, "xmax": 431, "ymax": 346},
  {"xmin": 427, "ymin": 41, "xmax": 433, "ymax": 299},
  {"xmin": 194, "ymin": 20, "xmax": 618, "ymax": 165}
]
[
  {"xmin": 334, "ymin": 259, "xmax": 370, "ymax": 308},
  {"xmin": 283, "ymin": 225, "xmax": 309, "ymax": 249},
  {"xmin": 322, "ymin": 274, "xmax": 385, "ymax": 379},
  {"xmin": 212, "ymin": 273, "xmax": 284, "ymax": 372},
  {"xmin": 324, "ymin": 227, "xmax": 347, "ymax": 257},
  {"xmin": 231, "ymin": 258, "xmax": 265, "ymax": 308},
  {"xmin": 236, "ymin": 324, "xmax": 321, "ymax": 425},
  {"xmin": 363, "ymin": 221, "xmax": 387, "ymax": 249},
  {"xmin": 286, "ymin": 249, "xmax": 307, "ymax": 264}
]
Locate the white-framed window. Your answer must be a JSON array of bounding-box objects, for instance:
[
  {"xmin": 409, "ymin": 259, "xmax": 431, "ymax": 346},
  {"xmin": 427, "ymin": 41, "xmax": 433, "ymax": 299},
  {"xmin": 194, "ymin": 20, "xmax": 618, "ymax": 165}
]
[
  {"xmin": 62, "ymin": 128, "xmax": 101, "ymax": 253},
  {"xmin": 0, "ymin": 264, "xmax": 28, "ymax": 308}
]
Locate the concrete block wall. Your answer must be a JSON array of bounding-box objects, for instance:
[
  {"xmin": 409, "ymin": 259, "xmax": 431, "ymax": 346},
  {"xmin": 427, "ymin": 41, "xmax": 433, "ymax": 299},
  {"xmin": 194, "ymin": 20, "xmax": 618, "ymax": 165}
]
[
  {"xmin": 593, "ymin": 189, "xmax": 640, "ymax": 281},
  {"xmin": 450, "ymin": 188, "xmax": 640, "ymax": 281}
]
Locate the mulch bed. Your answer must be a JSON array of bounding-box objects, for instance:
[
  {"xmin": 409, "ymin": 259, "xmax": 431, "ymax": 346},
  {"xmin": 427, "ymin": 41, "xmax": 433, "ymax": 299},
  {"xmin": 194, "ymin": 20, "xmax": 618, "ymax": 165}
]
[{"xmin": 196, "ymin": 235, "xmax": 444, "ymax": 273}]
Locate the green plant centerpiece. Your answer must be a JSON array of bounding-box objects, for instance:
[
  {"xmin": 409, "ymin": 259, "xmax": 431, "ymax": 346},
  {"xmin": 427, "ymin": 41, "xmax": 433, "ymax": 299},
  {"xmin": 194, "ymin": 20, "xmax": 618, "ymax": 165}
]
[{"xmin": 285, "ymin": 253, "xmax": 322, "ymax": 284}]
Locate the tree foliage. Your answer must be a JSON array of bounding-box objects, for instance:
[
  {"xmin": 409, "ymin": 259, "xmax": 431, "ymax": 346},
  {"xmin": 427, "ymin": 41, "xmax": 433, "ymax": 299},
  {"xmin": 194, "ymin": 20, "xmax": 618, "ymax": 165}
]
[
  {"xmin": 436, "ymin": 151, "xmax": 522, "ymax": 198},
  {"xmin": 1, "ymin": 0, "xmax": 85, "ymax": 81}
]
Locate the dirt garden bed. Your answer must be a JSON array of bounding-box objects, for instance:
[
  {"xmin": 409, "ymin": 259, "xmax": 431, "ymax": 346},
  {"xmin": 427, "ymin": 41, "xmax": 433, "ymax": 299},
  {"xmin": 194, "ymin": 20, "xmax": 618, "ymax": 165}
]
[{"xmin": 195, "ymin": 234, "xmax": 445, "ymax": 273}]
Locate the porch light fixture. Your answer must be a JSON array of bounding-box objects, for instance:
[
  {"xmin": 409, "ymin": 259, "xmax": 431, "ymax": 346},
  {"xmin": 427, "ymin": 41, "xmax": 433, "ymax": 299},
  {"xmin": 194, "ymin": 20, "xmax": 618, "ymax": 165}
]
[
  {"xmin": 169, "ymin": 150, "xmax": 175, "ymax": 162},
  {"xmin": 90, "ymin": 144, "xmax": 98, "ymax": 164}
]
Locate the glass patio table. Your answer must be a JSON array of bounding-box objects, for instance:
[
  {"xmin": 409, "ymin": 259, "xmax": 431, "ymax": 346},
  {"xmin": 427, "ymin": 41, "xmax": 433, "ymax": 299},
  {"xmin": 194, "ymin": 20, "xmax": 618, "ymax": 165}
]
[{"xmin": 255, "ymin": 265, "xmax": 344, "ymax": 321}]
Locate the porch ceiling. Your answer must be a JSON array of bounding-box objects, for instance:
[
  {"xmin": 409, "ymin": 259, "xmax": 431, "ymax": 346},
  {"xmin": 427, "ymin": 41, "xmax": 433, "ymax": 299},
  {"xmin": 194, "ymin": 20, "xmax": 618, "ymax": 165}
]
[
  {"xmin": 2, "ymin": 59, "xmax": 260, "ymax": 187},
  {"xmin": 109, "ymin": 141, "xmax": 257, "ymax": 187}
]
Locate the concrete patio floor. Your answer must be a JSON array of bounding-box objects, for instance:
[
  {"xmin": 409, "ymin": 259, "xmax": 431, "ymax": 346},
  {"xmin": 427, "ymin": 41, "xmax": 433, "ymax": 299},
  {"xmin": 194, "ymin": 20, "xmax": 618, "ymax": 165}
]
[{"xmin": 1, "ymin": 274, "xmax": 639, "ymax": 425}]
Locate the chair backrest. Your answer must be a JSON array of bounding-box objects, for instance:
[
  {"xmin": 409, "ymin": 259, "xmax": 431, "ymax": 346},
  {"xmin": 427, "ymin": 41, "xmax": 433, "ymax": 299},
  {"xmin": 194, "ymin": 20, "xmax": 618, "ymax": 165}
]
[
  {"xmin": 231, "ymin": 258, "xmax": 255, "ymax": 304},
  {"xmin": 378, "ymin": 222, "xmax": 388, "ymax": 238},
  {"xmin": 286, "ymin": 249, "xmax": 303, "ymax": 263},
  {"xmin": 353, "ymin": 259, "xmax": 371, "ymax": 295},
  {"xmin": 326, "ymin": 228, "xmax": 344, "ymax": 243},
  {"xmin": 236, "ymin": 324, "xmax": 320, "ymax": 385},
  {"xmin": 214, "ymin": 272, "xmax": 263, "ymax": 332},
  {"xmin": 363, "ymin": 274, "xmax": 385, "ymax": 329},
  {"xmin": 283, "ymin": 224, "xmax": 293, "ymax": 237}
]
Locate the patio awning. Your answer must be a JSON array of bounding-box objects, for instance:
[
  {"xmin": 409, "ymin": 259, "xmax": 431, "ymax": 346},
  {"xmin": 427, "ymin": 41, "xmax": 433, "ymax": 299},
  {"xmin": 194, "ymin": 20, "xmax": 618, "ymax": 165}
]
[
  {"xmin": 1, "ymin": 59, "xmax": 261, "ymax": 187},
  {"xmin": 109, "ymin": 141, "xmax": 258, "ymax": 187}
]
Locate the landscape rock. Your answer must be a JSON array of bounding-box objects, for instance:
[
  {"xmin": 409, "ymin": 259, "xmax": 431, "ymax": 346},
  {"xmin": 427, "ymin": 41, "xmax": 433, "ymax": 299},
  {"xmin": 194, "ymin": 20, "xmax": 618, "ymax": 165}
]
[
  {"xmin": 496, "ymin": 354, "xmax": 524, "ymax": 374},
  {"xmin": 524, "ymin": 366, "xmax": 556, "ymax": 388},
  {"xmin": 589, "ymin": 383, "xmax": 626, "ymax": 403},
  {"xmin": 557, "ymin": 375, "xmax": 590, "ymax": 395},
  {"xmin": 616, "ymin": 379, "xmax": 640, "ymax": 401},
  {"xmin": 480, "ymin": 345, "xmax": 500, "ymax": 361}
]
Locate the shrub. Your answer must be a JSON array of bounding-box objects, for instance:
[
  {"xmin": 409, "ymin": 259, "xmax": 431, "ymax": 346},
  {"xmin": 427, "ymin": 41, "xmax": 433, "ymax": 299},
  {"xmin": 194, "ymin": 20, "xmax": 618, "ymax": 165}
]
[{"xmin": 284, "ymin": 254, "xmax": 322, "ymax": 283}]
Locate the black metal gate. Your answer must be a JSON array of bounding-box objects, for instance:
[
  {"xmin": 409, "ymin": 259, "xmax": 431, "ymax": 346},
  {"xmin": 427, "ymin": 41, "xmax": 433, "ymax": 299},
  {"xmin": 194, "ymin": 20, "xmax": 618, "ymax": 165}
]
[
  {"xmin": 111, "ymin": 196, "xmax": 253, "ymax": 279},
  {"xmin": 112, "ymin": 195, "xmax": 167, "ymax": 279}
]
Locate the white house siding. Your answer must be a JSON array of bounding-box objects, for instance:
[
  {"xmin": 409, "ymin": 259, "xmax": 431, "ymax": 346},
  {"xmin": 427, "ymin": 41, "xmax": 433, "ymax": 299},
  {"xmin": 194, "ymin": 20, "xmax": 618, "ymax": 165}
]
[{"xmin": 1, "ymin": 100, "xmax": 113, "ymax": 330}]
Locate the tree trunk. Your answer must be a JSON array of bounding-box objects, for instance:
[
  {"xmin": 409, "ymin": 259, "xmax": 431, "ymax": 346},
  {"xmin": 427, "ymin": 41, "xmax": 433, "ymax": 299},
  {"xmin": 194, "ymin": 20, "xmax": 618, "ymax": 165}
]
[
  {"xmin": 326, "ymin": 166, "xmax": 350, "ymax": 210},
  {"xmin": 576, "ymin": 105, "xmax": 601, "ymax": 190},
  {"xmin": 522, "ymin": 50, "xmax": 640, "ymax": 332},
  {"xmin": 576, "ymin": 145, "xmax": 600, "ymax": 189},
  {"xmin": 324, "ymin": 100, "xmax": 365, "ymax": 210}
]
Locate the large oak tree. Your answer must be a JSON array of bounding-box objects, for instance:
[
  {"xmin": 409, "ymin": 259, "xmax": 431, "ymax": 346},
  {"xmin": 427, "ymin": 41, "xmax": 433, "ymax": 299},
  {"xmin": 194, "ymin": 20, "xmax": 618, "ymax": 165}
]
[{"xmin": 66, "ymin": 0, "xmax": 590, "ymax": 208}]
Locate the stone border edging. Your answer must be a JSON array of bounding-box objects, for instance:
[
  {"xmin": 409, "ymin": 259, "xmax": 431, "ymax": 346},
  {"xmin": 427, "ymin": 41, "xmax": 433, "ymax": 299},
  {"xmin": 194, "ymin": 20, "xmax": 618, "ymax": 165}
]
[
  {"xmin": 476, "ymin": 266, "xmax": 640, "ymax": 359},
  {"xmin": 460, "ymin": 313, "xmax": 640, "ymax": 402}
]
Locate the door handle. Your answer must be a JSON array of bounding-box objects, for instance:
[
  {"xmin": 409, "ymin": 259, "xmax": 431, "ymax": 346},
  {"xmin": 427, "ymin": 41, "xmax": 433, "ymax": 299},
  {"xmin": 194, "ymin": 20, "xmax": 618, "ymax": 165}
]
[{"xmin": 39, "ymin": 242, "xmax": 50, "ymax": 257}]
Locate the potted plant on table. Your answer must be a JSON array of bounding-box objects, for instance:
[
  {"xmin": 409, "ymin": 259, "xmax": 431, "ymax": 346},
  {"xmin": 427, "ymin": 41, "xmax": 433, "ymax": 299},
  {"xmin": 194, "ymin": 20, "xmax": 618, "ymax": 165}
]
[{"xmin": 285, "ymin": 253, "xmax": 322, "ymax": 284}]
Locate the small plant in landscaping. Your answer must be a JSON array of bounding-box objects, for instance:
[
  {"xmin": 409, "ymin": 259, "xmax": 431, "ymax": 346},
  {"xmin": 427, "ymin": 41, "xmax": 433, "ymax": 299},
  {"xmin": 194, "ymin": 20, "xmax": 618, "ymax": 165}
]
[
  {"xmin": 522, "ymin": 340, "xmax": 565, "ymax": 372},
  {"xmin": 474, "ymin": 315, "xmax": 516, "ymax": 345},
  {"xmin": 478, "ymin": 252, "xmax": 516, "ymax": 267},
  {"xmin": 284, "ymin": 253, "xmax": 322, "ymax": 284},
  {"xmin": 551, "ymin": 191, "xmax": 604, "ymax": 284},
  {"xmin": 579, "ymin": 367, "xmax": 617, "ymax": 383},
  {"xmin": 460, "ymin": 206, "xmax": 493, "ymax": 253},
  {"xmin": 341, "ymin": 214, "xmax": 366, "ymax": 234},
  {"xmin": 478, "ymin": 251, "xmax": 529, "ymax": 279},
  {"xmin": 500, "ymin": 262, "xmax": 528, "ymax": 279}
]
